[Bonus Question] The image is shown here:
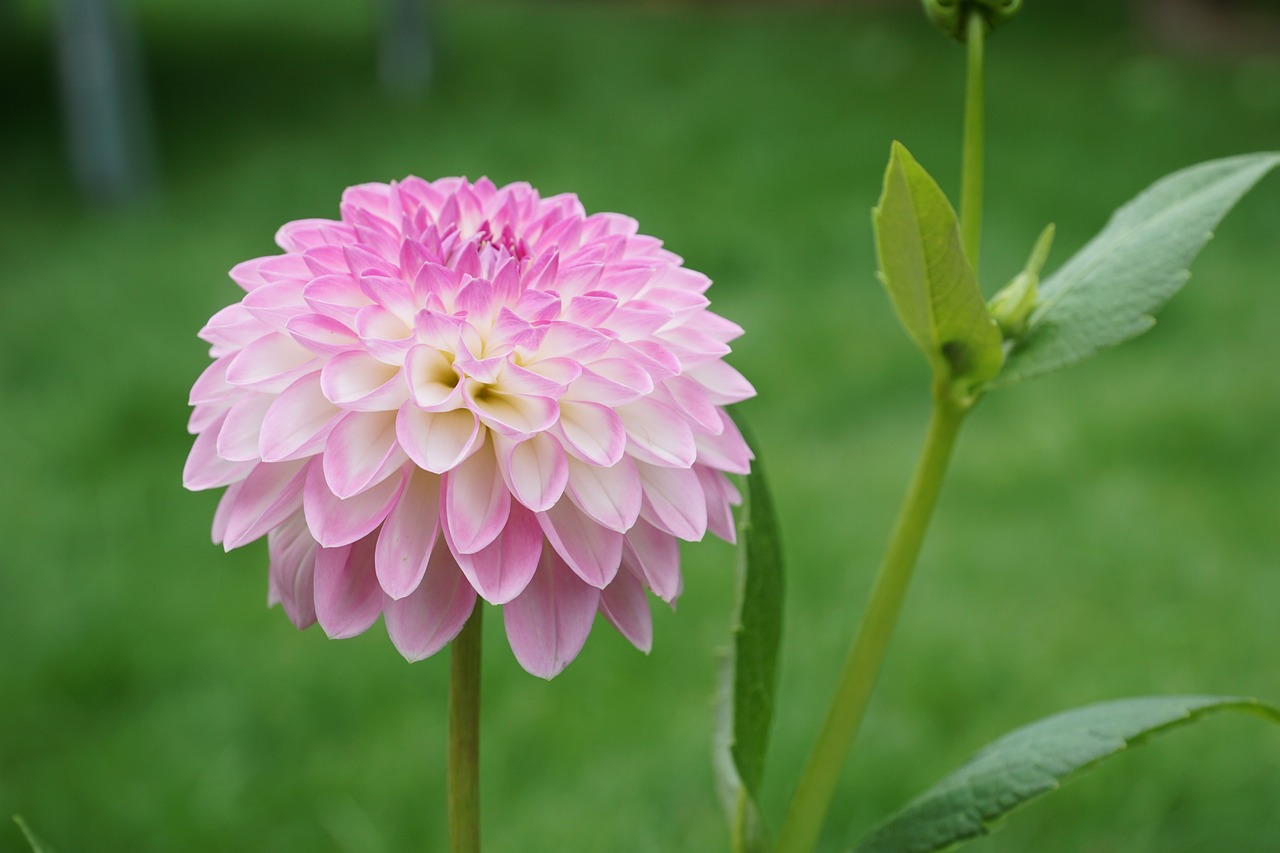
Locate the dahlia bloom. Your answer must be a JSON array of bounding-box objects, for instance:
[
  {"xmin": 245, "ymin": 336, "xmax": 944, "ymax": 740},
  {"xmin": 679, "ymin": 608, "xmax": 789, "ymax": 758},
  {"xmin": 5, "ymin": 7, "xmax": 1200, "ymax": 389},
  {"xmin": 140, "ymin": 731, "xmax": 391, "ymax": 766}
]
[{"xmin": 184, "ymin": 177, "xmax": 754, "ymax": 678}]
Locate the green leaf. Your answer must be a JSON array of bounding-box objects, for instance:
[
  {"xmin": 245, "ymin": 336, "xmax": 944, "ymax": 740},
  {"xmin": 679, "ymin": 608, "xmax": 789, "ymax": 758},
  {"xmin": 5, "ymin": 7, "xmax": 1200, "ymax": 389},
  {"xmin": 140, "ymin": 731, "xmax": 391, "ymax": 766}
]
[
  {"xmin": 873, "ymin": 141, "xmax": 1004, "ymax": 401},
  {"xmin": 13, "ymin": 817, "xmax": 56, "ymax": 853},
  {"xmin": 996, "ymin": 152, "xmax": 1280, "ymax": 386},
  {"xmin": 850, "ymin": 695, "xmax": 1280, "ymax": 853},
  {"xmin": 712, "ymin": 416, "xmax": 784, "ymax": 853}
]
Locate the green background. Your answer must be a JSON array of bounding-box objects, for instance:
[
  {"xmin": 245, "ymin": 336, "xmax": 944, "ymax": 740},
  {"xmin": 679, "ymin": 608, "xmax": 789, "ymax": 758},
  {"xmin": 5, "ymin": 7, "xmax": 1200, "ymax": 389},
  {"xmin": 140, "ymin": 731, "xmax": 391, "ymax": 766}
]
[{"xmin": 3, "ymin": 1, "xmax": 1279, "ymax": 850}]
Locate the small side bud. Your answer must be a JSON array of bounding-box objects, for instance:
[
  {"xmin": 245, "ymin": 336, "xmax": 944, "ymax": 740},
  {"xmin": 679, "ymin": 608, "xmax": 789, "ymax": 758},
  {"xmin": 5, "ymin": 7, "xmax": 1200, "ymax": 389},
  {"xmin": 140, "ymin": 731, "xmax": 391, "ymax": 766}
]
[
  {"xmin": 988, "ymin": 223, "xmax": 1053, "ymax": 339},
  {"xmin": 922, "ymin": 0, "xmax": 1023, "ymax": 41}
]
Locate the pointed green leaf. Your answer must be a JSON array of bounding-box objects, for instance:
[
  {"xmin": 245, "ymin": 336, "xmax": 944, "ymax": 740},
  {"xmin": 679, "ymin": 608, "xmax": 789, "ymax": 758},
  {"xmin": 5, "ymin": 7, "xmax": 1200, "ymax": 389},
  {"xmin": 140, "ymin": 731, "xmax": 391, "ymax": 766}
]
[
  {"xmin": 873, "ymin": 141, "xmax": 1004, "ymax": 399},
  {"xmin": 997, "ymin": 153, "xmax": 1280, "ymax": 387},
  {"xmin": 712, "ymin": 417, "xmax": 784, "ymax": 853},
  {"xmin": 850, "ymin": 695, "xmax": 1280, "ymax": 853}
]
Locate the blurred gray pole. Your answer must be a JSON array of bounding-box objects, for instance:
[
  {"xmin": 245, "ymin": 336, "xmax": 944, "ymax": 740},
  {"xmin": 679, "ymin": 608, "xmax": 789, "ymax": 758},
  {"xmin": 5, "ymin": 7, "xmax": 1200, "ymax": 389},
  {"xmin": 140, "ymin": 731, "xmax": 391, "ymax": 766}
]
[
  {"xmin": 378, "ymin": 0, "xmax": 433, "ymax": 95},
  {"xmin": 54, "ymin": 0, "xmax": 155, "ymax": 202}
]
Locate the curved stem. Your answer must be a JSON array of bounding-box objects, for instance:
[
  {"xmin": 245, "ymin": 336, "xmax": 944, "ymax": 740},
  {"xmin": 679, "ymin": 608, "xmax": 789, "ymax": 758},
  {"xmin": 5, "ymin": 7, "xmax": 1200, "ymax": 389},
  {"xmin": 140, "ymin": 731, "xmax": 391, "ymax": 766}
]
[
  {"xmin": 960, "ymin": 10, "xmax": 986, "ymax": 273},
  {"xmin": 774, "ymin": 397, "xmax": 968, "ymax": 853},
  {"xmin": 449, "ymin": 604, "xmax": 483, "ymax": 853}
]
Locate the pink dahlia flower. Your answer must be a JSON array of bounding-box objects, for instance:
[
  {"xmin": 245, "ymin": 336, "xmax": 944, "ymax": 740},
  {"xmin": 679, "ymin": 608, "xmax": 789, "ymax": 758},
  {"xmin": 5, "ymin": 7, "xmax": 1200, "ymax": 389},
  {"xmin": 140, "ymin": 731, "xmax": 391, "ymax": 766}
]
[{"xmin": 184, "ymin": 177, "xmax": 754, "ymax": 678}]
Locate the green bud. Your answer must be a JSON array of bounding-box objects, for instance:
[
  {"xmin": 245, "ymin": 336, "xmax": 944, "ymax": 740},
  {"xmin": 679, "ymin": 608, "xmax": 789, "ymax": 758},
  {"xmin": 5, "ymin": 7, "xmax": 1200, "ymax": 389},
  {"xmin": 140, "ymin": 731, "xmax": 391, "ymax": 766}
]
[
  {"xmin": 988, "ymin": 223, "xmax": 1053, "ymax": 339},
  {"xmin": 922, "ymin": 0, "xmax": 1023, "ymax": 41}
]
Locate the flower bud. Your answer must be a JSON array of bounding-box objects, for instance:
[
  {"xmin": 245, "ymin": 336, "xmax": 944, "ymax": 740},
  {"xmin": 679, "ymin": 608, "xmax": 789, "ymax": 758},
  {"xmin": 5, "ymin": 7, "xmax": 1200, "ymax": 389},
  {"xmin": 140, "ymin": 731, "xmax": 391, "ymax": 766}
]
[
  {"xmin": 987, "ymin": 223, "xmax": 1053, "ymax": 340},
  {"xmin": 922, "ymin": 0, "xmax": 1023, "ymax": 41}
]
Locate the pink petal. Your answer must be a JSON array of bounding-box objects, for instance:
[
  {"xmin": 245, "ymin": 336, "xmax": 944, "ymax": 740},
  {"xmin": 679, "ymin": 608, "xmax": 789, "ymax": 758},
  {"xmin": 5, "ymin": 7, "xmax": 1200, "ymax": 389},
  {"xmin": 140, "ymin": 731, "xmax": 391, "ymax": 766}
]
[
  {"xmin": 286, "ymin": 313, "xmax": 359, "ymax": 357},
  {"xmin": 225, "ymin": 332, "xmax": 318, "ymax": 393},
  {"xmin": 303, "ymin": 273, "xmax": 373, "ymax": 326},
  {"xmin": 599, "ymin": 567, "xmax": 653, "ymax": 654},
  {"xmin": 555, "ymin": 401, "xmax": 626, "ymax": 466},
  {"xmin": 322, "ymin": 410, "xmax": 407, "ymax": 499},
  {"xmin": 304, "ymin": 461, "xmax": 407, "ymax": 548},
  {"xmin": 215, "ymin": 393, "xmax": 274, "ymax": 462},
  {"xmin": 617, "ymin": 397, "xmax": 697, "ymax": 468},
  {"xmin": 184, "ymin": 414, "xmax": 254, "ymax": 491},
  {"xmin": 450, "ymin": 502, "xmax": 542, "ymax": 605},
  {"xmin": 622, "ymin": 519, "xmax": 682, "ymax": 603},
  {"xmin": 442, "ymin": 436, "xmax": 511, "ymax": 554},
  {"xmin": 242, "ymin": 280, "xmax": 308, "ymax": 331},
  {"xmin": 495, "ymin": 432, "xmax": 568, "ymax": 513},
  {"xmin": 464, "ymin": 381, "xmax": 557, "ymax": 437},
  {"xmin": 503, "ymin": 548, "xmax": 600, "ymax": 679},
  {"xmin": 697, "ymin": 465, "xmax": 738, "ymax": 544},
  {"xmin": 687, "ymin": 359, "xmax": 756, "ymax": 405},
  {"xmin": 383, "ymin": 547, "xmax": 477, "ymax": 661},
  {"xmin": 405, "ymin": 344, "xmax": 463, "ymax": 410},
  {"xmin": 188, "ymin": 355, "xmax": 239, "ymax": 406},
  {"xmin": 313, "ymin": 535, "xmax": 384, "ymax": 639},
  {"xmin": 565, "ymin": 455, "xmax": 642, "ymax": 533},
  {"xmin": 222, "ymin": 458, "xmax": 311, "ymax": 550},
  {"xmin": 375, "ymin": 470, "xmax": 441, "ymax": 599},
  {"xmin": 211, "ymin": 480, "xmax": 243, "ymax": 545},
  {"xmin": 637, "ymin": 462, "xmax": 708, "ymax": 542},
  {"xmin": 693, "ymin": 409, "xmax": 754, "ymax": 475},
  {"xmin": 321, "ymin": 350, "xmax": 405, "ymax": 410},
  {"xmin": 258, "ymin": 372, "xmax": 341, "ymax": 463},
  {"xmin": 659, "ymin": 375, "xmax": 723, "ymax": 435},
  {"xmin": 397, "ymin": 405, "xmax": 481, "ymax": 473},
  {"xmin": 267, "ymin": 512, "xmax": 319, "ymax": 629},
  {"xmin": 537, "ymin": 500, "xmax": 622, "ymax": 589}
]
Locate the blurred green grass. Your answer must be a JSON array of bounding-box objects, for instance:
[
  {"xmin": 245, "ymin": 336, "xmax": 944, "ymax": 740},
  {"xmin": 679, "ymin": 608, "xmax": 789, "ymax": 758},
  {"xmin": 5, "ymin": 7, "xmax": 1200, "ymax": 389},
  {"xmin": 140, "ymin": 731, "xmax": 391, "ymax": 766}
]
[{"xmin": 2, "ymin": 1, "xmax": 1279, "ymax": 851}]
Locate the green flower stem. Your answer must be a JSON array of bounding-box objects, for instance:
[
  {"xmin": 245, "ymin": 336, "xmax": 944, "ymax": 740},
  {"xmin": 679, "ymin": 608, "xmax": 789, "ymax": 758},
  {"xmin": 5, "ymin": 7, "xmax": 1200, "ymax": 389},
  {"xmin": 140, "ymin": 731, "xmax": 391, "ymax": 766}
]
[
  {"xmin": 775, "ymin": 394, "xmax": 969, "ymax": 853},
  {"xmin": 449, "ymin": 604, "xmax": 483, "ymax": 853},
  {"xmin": 961, "ymin": 10, "xmax": 985, "ymax": 273}
]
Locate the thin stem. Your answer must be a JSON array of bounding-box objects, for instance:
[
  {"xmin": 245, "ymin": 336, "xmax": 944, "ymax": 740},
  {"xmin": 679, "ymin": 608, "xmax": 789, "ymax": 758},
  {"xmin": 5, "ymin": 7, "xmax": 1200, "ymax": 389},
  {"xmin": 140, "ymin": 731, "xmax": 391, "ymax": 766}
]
[
  {"xmin": 448, "ymin": 604, "xmax": 483, "ymax": 853},
  {"xmin": 960, "ymin": 10, "xmax": 986, "ymax": 273},
  {"xmin": 774, "ymin": 397, "xmax": 968, "ymax": 853}
]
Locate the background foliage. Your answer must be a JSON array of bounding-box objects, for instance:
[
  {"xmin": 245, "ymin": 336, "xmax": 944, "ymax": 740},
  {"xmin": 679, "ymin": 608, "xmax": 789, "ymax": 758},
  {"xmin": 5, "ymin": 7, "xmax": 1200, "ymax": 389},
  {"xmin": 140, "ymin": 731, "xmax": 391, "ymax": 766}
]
[{"xmin": 2, "ymin": 1, "xmax": 1278, "ymax": 850}]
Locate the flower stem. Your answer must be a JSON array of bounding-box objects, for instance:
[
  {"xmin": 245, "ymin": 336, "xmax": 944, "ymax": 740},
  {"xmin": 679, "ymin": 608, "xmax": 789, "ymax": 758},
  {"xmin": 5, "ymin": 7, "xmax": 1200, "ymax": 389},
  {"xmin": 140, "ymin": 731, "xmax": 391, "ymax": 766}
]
[
  {"xmin": 960, "ymin": 10, "xmax": 985, "ymax": 273},
  {"xmin": 449, "ymin": 604, "xmax": 483, "ymax": 853},
  {"xmin": 774, "ymin": 396, "xmax": 968, "ymax": 853}
]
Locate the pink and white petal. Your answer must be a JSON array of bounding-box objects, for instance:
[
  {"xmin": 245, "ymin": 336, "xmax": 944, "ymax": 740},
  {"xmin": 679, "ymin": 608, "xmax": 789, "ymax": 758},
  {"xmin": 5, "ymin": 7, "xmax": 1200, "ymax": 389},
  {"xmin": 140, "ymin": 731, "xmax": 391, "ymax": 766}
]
[
  {"xmin": 320, "ymin": 350, "xmax": 406, "ymax": 411},
  {"xmin": 215, "ymin": 393, "xmax": 275, "ymax": 462},
  {"xmin": 696, "ymin": 465, "xmax": 738, "ymax": 544},
  {"xmin": 659, "ymin": 375, "xmax": 723, "ymax": 434},
  {"xmin": 225, "ymin": 333, "xmax": 319, "ymax": 393},
  {"xmin": 451, "ymin": 503, "xmax": 542, "ymax": 605},
  {"xmin": 358, "ymin": 274, "xmax": 417, "ymax": 322},
  {"xmin": 184, "ymin": 415, "xmax": 255, "ymax": 491},
  {"xmin": 503, "ymin": 549, "xmax": 600, "ymax": 679},
  {"xmin": 322, "ymin": 410, "xmax": 407, "ymax": 499},
  {"xmin": 494, "ymin": 431, "xmax": 568, "ymax": 513},
  {"xmin": 617, "ymin": 398, "xmax": 697, "ymax": 468},
  {"xmin": 222, "ymin": 458, "xmax": 312, "ymax": 550},
  {"xmin": 383, "ymin": 548, "xmax": 477, "ymax": 662},
  {"xmin": 211, "ymin": 480, "xmax": 244, "ymax": 545},
  {"xmin": 464, "ymin": 382, "xmax": 557, "ymax": 437},
  {"xmin": 686, "ymin": 359, "xmax": 756, "ymax": 405},
  {"xmin": 259, "ymin": 372, "xmax": 341, "ymax": 463},
  {"xmin": 599, "ymin": 567, "xmax": 653, "ymax": 654},
  {"xmin": 562, "ymin": 293, "xmax": 617, "ymax": 327},
  {"xmin": 188, "ymin": 355, "xmax": 239, "ymax": 406},
  {"xmin": 405, "ymin": 344, "xmax": 463, "ymax": 410},
  {"xmin": 397, "ymin": 405, "xmax": 481, "ymax": 474},
  {"xmin": 565, "ymin": 455, "xmax": 642, "ymax": 533},
  {"xmin": 188, "ymin": 403, "xmax": 227, "ymax": 435},
  {"xmin": 534, "ymin": 321, "xmax": 611, "ymax": 361},
  {"xmin": 565, "ymin": 357, "xmax": 653, "ymax": 401},
  {"xmin": 303, "ymin": 274, "xmax": 374, "ymax": 326},
  {"xmin": 622, "ymin": 520, "xmax": 682, "ymax": 603},
  {"xmin": 242, "ymin": 280, "xmax": 308, "ymax": 331},
  {"xmin": 693, "ymin": 409, "xmax": 754, "ymax": 475},
  {"xmin": 537, "ymin": 500, "xmax": 622, "ymax": 589},
  {"xmin": 442, "ymin": 436, "xmax": 511, "ymax": 555},
  {"xmin": 230, "ymin": 254, "xmax": 311, "ymax": 291},
  {"xmin": 201, "ymin": 305, "xmax": 271, "ymax": 357},
  {"xmin": 275, "ymin": 217, "xmax": 352, "ymax": 253},
  {"xmin": 304, "ymin": 461, "xmax": 406, "ymax": 548},
  {"xmin": 313, "ymin": 535, "xmax": 384, "ymax": 639},
  {"xmin": 637, "ymin": 462, "xmax": 708, "ymax": 542},
  {"xmin": 267, "ymin": 513, "xmax": 319, "ymax": 629},
  {"xmin": 286, "ymin": 313, "xmax": 358, "ymax": 356},
  {"xmin": 375, "ymin": 470, "xmax": 442, "ymax": 599},
  {"xmin": 555, "ymin": 401, "xmax": 626, "ymax": 467},
  {"xmin": 497, "ymin": 362, "xmax": 571, "ymax": 398}
]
